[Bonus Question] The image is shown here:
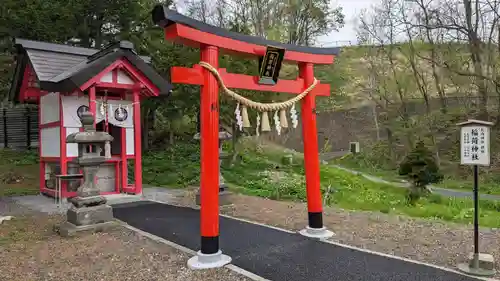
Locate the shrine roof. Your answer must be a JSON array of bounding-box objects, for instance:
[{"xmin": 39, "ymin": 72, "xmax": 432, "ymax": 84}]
[
  {"xmin": 9, "ymin": 39, "xmax": 172, "ymax": 102},
  {"xmin": 456, "ymin": 119, "xmax": 494, "ymax": 127},
  {"xmin": 152, "ymin": 6, "xmax": 340, "ymax": 56}
]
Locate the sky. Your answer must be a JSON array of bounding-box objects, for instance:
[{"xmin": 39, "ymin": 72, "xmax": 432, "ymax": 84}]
[
  {"xmin": 176, "ymin": 0, "xmax": 381, "ymax": 47},
  {"xmin": 318, "ymin": 0, "xmax": 380, "ymax": 46}
]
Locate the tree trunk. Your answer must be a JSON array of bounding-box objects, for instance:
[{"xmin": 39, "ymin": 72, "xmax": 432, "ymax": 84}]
[
  {"xmin": 141, "ymin": 108, "xmax": 149, "ymax": 151},
  {"xmin": 495, "ymin": 78, "xmax": 500, "ymax": 128},
  {"xmin": 386, "ymin": 127, "xmax": 394, "ymax": 159},
  {"xmin": 372, "ymin": 103, "xmax": 381, "ymax": 141},
  {"xmin": 464, "ymin": 0, "xmax": 489, "ymax": 119},
  {"xmin": 169, "ymin": 131, "xmax": 174, "ymax": 145},
  {"xmin": 142, "ymin": 106, "xmax": 157, "ymax": 150}
]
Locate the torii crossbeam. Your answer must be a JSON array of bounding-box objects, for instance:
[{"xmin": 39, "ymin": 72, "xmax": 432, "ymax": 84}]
[{"xmin": 152, "ymin": 5, "xmax": 340, "ymax": 269}]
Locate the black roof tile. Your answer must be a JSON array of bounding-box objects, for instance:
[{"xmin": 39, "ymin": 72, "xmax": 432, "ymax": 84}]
[
  {"xmin": 152, "ymin": 5, "xmax": 341, "ymax": 56},
  {"xmin": 9, "ymin": 38, "xmax": 171, "ymax": 102}
]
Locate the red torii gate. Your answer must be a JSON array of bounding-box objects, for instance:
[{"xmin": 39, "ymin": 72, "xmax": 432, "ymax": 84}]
[{"xmin": 152, "ymin": 6, "xmax": 340, "ymax": 269}]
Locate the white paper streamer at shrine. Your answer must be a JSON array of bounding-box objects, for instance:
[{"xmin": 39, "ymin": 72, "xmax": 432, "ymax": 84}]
[
  {"xmin": 95, "ymin": 100, "xmax": 106, "ymax": 123},
  {"xmin": 256, "ymin": 114, "xmax": 261, "ymax": 136},
  {"xmin": 107, "ymin": 100, "xmax": 134, "ymax": 128},
  {"xmin": 290, "ymin": 104, "xmax": 298, "ymax": 129},
  {"xmin": 235, "ymin": 103, "xmax": 243, "ymax": 131},
  {"xmin": 273, "ymin": 110, "xmax": 281, "ymax": 135}
]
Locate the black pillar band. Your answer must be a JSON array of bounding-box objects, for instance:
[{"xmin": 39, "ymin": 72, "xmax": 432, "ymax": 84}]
[
  {"xmin": 308, "ymin": 212, "xmax": 323, "ymax": 229},
  {"xmin": 201, "ymin": 236, "xmax": 219, "ymax": 254}
]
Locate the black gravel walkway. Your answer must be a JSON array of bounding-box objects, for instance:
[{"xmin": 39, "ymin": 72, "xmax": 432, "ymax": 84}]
[{"xmin": 113, "ymin": 201, "xmax": 484, "ymax": 281}]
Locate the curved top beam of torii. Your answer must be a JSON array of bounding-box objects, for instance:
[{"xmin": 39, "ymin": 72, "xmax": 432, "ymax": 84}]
[{"xmin": 152, "ymin": 5, "xmax": 340, "ymax": 65}]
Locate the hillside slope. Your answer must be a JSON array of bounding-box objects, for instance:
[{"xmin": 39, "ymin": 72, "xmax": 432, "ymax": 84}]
[{"xmin": 317, "ymin": 43, "xmax": 473, "ymax": 110}]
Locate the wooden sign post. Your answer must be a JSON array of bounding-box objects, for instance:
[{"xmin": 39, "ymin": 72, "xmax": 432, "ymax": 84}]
[{"xmin": 456, "ymin": 119, "xmax": 495, "ymax": 277}]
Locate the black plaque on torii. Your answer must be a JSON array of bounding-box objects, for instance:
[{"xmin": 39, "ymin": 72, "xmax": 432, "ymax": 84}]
[{"xmin": 258, "ymin": 46, "xmax": 285, "ymax": 86}]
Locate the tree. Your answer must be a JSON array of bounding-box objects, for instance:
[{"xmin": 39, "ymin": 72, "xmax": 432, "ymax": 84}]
[
  {"xmin": 0, "ymin": 0, "xmax": 346, "ymax": 150},
  {"xmin": 0, "ymin": 0, "xmax": 152, "ymax": 102},
  {"xmin": 358, "ymin": 0, "xmax": 416, "ymax": 152},
  {"xmin": 0, "ymin": 0, "xmax": 80, "ymax": 101},
  {"xmin": 285, "ymin": 0, "xmax": 344, "ymax": 46},
  {"xmin": 126, "ymin": 0, "xmax": 201, "ymax": 148},
  {"xmin": 69, "ymin": 0, "xmax": 144, "ymax": 48},
  {"xmin": 0, "ymin": 0, "xmax": 77, "ymax": 44},
  {"xmin": 399, "ymin": 140, "xmax": 443, "ymax": 205},
  {"xmin": 185, "ymin": 0, "xmax": 344, "ymax": 45},
  {"xmin": 407, "ymin": 0, "xmax": 500, "ymax": 120},
  {"xmin": 412, "ymin": 0, "xmax": 448, "ymax": 113}
]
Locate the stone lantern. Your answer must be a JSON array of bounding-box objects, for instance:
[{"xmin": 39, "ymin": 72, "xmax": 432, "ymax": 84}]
[
  {"xmin": 193, "ymin": 125, "xmax": 233, "ymax": 206},
  {"xmin": 56, "ymin": 111, "xmax": 116, "ymax": 237}
]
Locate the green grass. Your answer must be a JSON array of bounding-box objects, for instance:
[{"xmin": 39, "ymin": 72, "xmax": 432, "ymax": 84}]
[
  {"xmin": 0, "ymin": 149, "xmax": 39, "ymax": 197},
  {"xmin": 2, "ymin": 143, "xmax": 500, "ymax": 228},
  {"xmin": 332, "ymin": 154, "xmax": 403, "ymax": 182},
  {"xmin": 0, "ymin": 186, "xmax": 39, "ymax": 197},
  {"xmin": 438, "ymin": 178, "xmax": 500, "ymax": 194},
  {"xmin": 322, "ymin": 167, "xmax": 500, "ymax": 228},
  {"xmin": 142, "ymin": 142, "xmax": 201, "ymax": 188},
  {"xmin": 143, "ymin": 140, "xmax": 500, "ymax": 228},
  {"xmin": 333, "ymin": 152, "xmax": 500, "ymax": 196}
]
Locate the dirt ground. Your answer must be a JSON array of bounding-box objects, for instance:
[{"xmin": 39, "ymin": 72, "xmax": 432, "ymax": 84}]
[
  {"xmin": 1, "ymin": 191, "xmax": 500, "ymax": 280},
  {"xmin": 0, "ymin": 209, "xmax": 250, "ymax": 281}
]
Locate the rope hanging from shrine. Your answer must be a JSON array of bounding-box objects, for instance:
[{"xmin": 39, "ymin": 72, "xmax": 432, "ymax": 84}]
[
  {"xmin": 198, "ymin": 61, "xmax": 318, "ymax": 136},
  {"xmin": 89, "ymin": 97, "xmax": 134, "ymax": 128}
]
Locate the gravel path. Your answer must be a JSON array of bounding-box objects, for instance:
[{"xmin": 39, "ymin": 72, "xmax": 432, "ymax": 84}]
[
  {"xmin": 0, "ymin": 200, "xmax": 251, "ymax": 281},
  {"xmin": 173, "ymin": 190, "xmax": 500, "ymax": 279}
]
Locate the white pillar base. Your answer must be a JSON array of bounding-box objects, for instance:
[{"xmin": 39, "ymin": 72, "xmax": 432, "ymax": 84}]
[
  {"xmin": 299, "ymin": 226, "xmax": 334, "ymax": 239},
  {"xmin": 187, "ymin": 250, "xmax": 232, "ymax": 270}
]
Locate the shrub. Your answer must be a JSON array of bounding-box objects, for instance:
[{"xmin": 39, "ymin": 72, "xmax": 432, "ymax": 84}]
[{"xmin": 399, "ymin": 141, "xmax": 443, "ymax": 205}]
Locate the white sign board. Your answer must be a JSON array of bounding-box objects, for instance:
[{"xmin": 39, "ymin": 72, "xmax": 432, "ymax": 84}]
[{"xmin": 460, "ymin": 125, "xmax": 490, "ymax": 166}]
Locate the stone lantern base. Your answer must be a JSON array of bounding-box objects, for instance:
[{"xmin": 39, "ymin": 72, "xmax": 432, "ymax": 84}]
[
  {"xmin": 192, "ymin": 129, "xmax": 233, "ymax": 207},
  {"xmin": 56, "ymin": 219, "xmax": 117, "ymax": 237},
  {"xmin": 195, "ymin": 189, "xmax": 233, "ymax": 206},
  {"xmin": 55, "ymin": 199, "xmax": 117, "ymax": 237}
]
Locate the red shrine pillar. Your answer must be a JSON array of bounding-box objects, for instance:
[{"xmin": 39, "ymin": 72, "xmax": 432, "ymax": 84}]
[
  {"xmin": 188, "ymin": 45, "xmax": 232, "ymax": 269},
  {"xmin": 59, "ymin": 93, "xmax": 68, "ymax": 197},
  {"xmin": 298, "ymin": 62, "xmax": 333, "ymax": 239},
  {"xmin": 133, "ymin": 89, "xmax": 142, "ymax": 194}
]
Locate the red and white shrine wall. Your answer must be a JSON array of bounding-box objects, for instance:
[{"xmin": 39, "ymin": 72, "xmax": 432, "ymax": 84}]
[
  {"xmin": 39, "ymin": 92, "xmax": 61, "ymax": 158},
  {"xmin": 100, "ymin": 68, "xmax": 135, "ymax": 85},
  {"xmin": 60, "ymin": 95, "xmax": 135, "ymax": 157},
  {"xmin": 39, "ymin": 92, "xmax": 136, "ymax": 159},
  {"xmin": 38, "ymin": 87, "xmax": 140, "ymax": 197}
]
